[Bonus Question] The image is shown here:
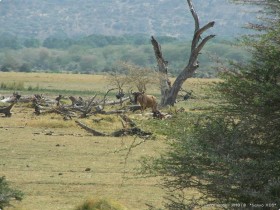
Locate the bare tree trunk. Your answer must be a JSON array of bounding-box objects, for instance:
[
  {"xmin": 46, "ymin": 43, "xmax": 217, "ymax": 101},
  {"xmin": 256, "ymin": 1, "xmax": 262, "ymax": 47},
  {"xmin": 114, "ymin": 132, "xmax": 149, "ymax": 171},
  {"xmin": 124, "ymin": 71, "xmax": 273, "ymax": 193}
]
[{"xmin": 152, "ymin": 0, "xmax": 215, "ymax": 106}]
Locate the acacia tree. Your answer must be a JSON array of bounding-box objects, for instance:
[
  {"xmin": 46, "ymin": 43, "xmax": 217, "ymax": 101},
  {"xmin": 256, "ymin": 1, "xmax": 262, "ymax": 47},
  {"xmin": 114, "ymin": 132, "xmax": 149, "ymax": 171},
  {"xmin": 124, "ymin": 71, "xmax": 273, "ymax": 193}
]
[
  {"xmin": 107, "ymin": 61, "xmax": 157, "ymax": 94},
  {"xmin": 106, "ymin": 66, "xmax": 128, "ymax": 94},
  {"xmin": 151, "ymin": 0, "xmax": 215, "ymax": 106},
  {"xmin": 120, "ymin": 62, "xmax": 156, "ymax": 93}
]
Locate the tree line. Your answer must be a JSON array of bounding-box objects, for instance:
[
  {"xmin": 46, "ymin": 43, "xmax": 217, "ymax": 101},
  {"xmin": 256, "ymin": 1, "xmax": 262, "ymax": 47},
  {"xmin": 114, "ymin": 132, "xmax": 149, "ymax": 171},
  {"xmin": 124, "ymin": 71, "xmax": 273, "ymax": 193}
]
[{"xmin": 0, "ymin": 33, "xmax": 249, "ymax": 77}]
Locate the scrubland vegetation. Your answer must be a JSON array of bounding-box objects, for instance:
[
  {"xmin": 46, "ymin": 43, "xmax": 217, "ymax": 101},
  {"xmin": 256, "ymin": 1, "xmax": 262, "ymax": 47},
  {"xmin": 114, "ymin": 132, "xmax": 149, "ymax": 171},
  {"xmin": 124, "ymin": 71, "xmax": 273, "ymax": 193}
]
[{"xmin": 1, "ymin": 0, "xmax": 279, "ymax": 209}]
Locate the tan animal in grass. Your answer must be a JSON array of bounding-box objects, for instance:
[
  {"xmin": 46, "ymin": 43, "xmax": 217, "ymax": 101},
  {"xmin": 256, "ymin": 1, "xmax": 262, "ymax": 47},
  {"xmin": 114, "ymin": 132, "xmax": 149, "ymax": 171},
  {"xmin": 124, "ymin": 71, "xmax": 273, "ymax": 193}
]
[{"xmin": 132, "ymin": 92, "xmax": 158, "ymax": 112}]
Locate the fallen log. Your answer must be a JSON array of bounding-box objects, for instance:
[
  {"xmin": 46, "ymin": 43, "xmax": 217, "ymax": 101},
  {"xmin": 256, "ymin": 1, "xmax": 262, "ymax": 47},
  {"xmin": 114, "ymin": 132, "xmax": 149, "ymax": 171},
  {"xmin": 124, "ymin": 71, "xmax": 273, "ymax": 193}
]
[
  {"xmin": 75, "ymin": 120, "xmax": 108, "ymax": 136},
  {"xmin": 104, "ymin": 97, "xmax": 130, "ymax": 106},
  {"xmin": 103, "ymin": 110, "xmax": 126, "ymax": 115},
  {"xmin": 78, "ymin": 95, "xmax": 97, "ymax": 117},
  {"xmin": 0, "ymin": 93, "xmax": 21, "ymax": 103},
  {"xmin": 75, "ymin": 115, "xmax": 152, "ymax": 138},
  {"xmin": 111, "ymin": 127, "xmax": 152, "ymax": 138},
  {"xmin": 126, "ymin": 105, "xmax": 142, "ymax": 112},
  {"xmin": 152, "ymin": 110, "xmax": 165, "ymax": 119},
  {"xmin": 119, "ymin": 114, "xmax": 137, "ymax": 127},
  {"xmin": 69, "ymin": 96, "xmax": 84, "ymax": 106},
  {"xmin": 0, "ymin": 102, "xmax": 16, "ymax": 117},
  {"xmin": 33, "ymin": 103, "xmax": 78, "ymax": 118}
]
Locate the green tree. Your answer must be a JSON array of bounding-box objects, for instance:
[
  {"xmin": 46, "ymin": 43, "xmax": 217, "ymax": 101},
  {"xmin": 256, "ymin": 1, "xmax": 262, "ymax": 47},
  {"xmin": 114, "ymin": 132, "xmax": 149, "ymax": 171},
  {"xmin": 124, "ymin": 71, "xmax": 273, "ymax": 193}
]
[
  {"xmin": 0, "ymin": 33, "xmax": 22, "ymax": 49},
  {"xmin": 19, "ymin": 63, "xmax": 32, "ymax": 72},
  {"xmin": 142, "ymin": 1, "xmax": 280, "ymax": 208},
  {"xmin": 0, "ymin": 176, "xmax": 23, "ymax": 209},
  {"xmin": 1, "ymin": 52, "xmax": 20, "ymax": 72},
  {"xmin": 79, "ymin": 55, "xmax": 97, "ymax": 72},
  {"xmin": 23, "ymin": 38, "xmax": 40, "ymax": 48}
]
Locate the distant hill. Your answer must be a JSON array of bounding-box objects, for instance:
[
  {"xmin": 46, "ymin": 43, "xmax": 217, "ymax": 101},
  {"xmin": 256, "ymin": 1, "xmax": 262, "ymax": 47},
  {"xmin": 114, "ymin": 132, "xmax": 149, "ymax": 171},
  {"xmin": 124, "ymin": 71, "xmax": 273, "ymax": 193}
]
[{"xmin": 0, "ymin": 0, "xmax": 257, "ymax": 40}]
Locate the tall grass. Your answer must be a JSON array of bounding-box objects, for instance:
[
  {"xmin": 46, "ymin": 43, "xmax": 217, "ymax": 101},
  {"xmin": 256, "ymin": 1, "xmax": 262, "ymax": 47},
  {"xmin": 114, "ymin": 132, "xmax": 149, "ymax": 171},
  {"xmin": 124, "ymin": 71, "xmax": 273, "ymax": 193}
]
[
  {"xmin": 27, "ymin": 115, "xmax": 76, "ymax": 128},
  {"xmin": 0, "ymin": 81, "xmax": 25, "ymax": 90},
  {"xmin": 0, "ymin": 80, "xmax": 96, "ymax": 95},
  {"xmin": 0, "ymin": 81, "xmax": 41, "ymax": 91}
]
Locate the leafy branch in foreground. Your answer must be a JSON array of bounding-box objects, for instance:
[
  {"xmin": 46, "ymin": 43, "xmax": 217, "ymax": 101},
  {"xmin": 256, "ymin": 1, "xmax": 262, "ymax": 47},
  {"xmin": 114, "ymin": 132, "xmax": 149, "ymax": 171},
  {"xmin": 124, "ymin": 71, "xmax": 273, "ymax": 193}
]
[{"xmin": 0, "ymin": 176, "xmax": 24, "ymax": 209}]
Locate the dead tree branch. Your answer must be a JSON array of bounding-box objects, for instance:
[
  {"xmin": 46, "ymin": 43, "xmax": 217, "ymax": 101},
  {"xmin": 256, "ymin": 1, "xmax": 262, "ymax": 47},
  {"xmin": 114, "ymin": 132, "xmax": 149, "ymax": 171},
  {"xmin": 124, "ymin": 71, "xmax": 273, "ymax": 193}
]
[
  {"xmin": 75, "ymin": 120, "xmax": 108, "ymax": 136},
  {"xmin": 75, "ymin": 115, "xmax": 152, "ymax": 138},
  {"xmin": 152, "ymin": 0, "xmax": 215, "ymax": 106},
  {"xmin": 0, "ymin": 102, "xmax": 16, "ymax": 117}
]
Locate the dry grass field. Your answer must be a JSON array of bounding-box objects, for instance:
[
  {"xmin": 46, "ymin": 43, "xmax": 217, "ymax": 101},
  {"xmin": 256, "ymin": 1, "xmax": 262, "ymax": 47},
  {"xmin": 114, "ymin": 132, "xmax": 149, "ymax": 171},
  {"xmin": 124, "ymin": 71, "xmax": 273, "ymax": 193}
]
[
  {"xmin": 0, "ymin": 72, "xmax": 216, "ymax": 210},
  {"xmin": 0, "ymin": 72, "xmax": 107, "ymax": 93}
]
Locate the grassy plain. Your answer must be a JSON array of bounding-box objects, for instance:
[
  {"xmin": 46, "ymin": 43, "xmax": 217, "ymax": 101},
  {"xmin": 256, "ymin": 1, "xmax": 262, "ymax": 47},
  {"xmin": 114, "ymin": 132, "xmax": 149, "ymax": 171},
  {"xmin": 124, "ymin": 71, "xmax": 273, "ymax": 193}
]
[{"xmin": 0, "ymin": 72, "xmax": 216, "ymax": 210}]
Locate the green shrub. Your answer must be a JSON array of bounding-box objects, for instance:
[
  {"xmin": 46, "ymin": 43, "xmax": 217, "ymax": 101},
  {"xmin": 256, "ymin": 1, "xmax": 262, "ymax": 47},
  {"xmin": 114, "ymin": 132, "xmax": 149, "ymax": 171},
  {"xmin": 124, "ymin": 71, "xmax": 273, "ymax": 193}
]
[
  {"xmin": 27, "ymin": 83, "xmax": 40, "ymax": 91},
  {"xmin": 75, "ymin": 198, "xmax": 126, "ymax": 210},
  {"xmin": 19, "ymin": 63, "xmax": 32, "ymax": 72},
  {"xmin": 0, "ymin": 176, "xmax": 24, "ymax": 209}
]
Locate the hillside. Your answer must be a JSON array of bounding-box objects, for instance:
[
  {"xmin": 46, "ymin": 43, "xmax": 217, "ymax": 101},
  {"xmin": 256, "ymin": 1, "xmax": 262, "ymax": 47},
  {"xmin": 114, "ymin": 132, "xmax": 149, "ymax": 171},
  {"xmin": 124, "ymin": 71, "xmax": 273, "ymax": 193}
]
[{"xmin": 0, "ymin": 0, "xmax": 257, "ymax": 39}]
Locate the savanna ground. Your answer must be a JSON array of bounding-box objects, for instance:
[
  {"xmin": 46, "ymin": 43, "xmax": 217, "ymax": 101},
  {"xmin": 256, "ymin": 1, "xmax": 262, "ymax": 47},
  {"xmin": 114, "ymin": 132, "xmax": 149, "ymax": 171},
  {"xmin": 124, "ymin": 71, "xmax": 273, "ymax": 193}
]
[{"xmin": 0, "ymin": 72, "xmax": 217, "ymax": 210}]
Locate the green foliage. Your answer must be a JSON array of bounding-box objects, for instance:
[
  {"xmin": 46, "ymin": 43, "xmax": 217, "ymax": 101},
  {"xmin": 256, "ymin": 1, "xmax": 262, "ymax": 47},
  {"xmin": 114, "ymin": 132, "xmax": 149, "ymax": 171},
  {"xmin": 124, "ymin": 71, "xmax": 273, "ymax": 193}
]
[
  {"xmin": 19, "ymin": 63, "xmax": 32, "ymax": 72},
  {"xmin": 0, "ymin": 35, "xmax": 248, "ymax": 76},
  {"xmin": 0, "ymin": 65, "xmax": 10, "ymax": 72},
  {"xmin": 140, "ymin": 1, "xmax": 280, "ymax": 208},
  {"xmin": 43, "ymin": 37, "xmax": 73, "ymax": 49},
  {"xmin": 1, "ymin": 52, "xmax": 20, "ymax": 72},
  {"xmin": 0, "ymin": 33, "xmax": 22, "ymax": 50},
  {"xmin": 23, "ymin": 38, "xmax": 40, "ymax": 48},
  {"xmin": 0, "ymin": 176, "xmax": 24, "ymax": 209},
  {"xmin": 144, "ymin": 112, "xmax": 280, "ymax": 208},
  {"xmin": 75, "ymin": 198, "xmax": 126, "ymax": 210}
]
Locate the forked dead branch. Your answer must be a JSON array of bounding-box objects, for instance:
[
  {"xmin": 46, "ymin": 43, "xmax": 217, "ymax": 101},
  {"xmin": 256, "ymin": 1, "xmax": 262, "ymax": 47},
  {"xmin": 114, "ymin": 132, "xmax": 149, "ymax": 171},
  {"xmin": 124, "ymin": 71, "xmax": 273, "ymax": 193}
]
[{"xmin": 151, "ymin": 0, "xmax": 215, "ymax": 106}]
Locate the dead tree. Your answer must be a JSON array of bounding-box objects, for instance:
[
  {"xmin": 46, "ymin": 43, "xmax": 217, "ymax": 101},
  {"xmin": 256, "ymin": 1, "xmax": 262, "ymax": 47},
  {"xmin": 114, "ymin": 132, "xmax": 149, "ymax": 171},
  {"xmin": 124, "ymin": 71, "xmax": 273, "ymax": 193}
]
[
  {"xmin": 75, "ymin": 115, "xmax": 152, "ymax": 138},
  {"xmin": 0, "ymin": 92, "xmax": 21, "ymax": 103},
  {"xmin": 33, "ymin": 92, "xmax": 131, "ymax": 118},
  {"xmin": 69, "ymin": 96, "xmax": 84, "ymax": 106},
  {"xmin": 0, "ymin": 103, "xmax": 16, "ymax": 117},
  {"xmin": 151, "ymin": 0, "xmax": 215, "ymax": 106}
]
